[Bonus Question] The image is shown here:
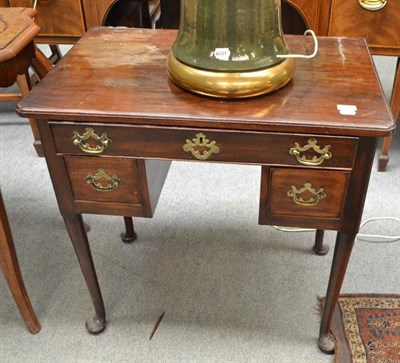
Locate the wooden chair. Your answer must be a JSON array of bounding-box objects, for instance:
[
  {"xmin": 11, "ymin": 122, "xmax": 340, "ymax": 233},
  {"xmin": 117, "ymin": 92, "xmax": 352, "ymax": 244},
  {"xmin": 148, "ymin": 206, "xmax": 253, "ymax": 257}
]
[
  {"xmin": 0, "ymin": 190, "xmax": 41, "ymax": 334},
  {"xmin": 0, "ymin": 7, "xmax": 42, "ymax": 334},
  {"xmin": 0, "ymin": 7, "xmax": 51, "ymax": 157}
]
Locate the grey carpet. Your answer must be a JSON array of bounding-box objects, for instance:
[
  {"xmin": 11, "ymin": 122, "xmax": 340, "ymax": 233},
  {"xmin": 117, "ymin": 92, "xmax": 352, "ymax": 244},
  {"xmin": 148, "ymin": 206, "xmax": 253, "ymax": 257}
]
[{"xmin": 0, "ymin": 55, "xmax": 399, "ymax": 362}]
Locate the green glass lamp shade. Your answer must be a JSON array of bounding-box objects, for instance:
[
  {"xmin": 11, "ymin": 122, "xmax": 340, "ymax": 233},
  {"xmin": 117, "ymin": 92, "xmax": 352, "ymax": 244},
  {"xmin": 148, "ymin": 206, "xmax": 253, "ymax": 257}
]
[{"xmin": 167, "ymin": 0, "xmax": 295, "ymax": 98}]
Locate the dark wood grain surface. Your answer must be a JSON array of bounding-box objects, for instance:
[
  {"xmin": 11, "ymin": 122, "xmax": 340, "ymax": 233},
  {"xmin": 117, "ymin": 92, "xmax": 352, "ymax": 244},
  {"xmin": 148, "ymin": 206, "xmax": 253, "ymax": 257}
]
[
  {"xmin": 18, "ymin": 27, "xmax": 394, "ymax": 137},
  {"xmin": 16, "ymin": 27, "xmax": 395, "ymax": 353},
  {"xmin": 328, "ymin": 0, "xmax": 400, "ymax": 54}
]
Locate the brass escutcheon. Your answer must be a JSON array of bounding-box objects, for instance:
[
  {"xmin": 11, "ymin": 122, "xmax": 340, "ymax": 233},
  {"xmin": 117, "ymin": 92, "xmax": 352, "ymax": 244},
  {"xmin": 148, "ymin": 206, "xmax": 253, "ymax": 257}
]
[
  {"xmin": 287, "ymin": 182, "xmax": 326, "ymax": 207},
  {"xmin": 72, "ymin": 128, "xmax": 112, "ymax": 154},
  {"xmin": 183, "ymin": 132, "xmax": 220, "ymax": 160},
  {"xmin": 359, "ymin": 0, "xmax": 387, "ymax": 11},
  {"xmin": 289, "ymin": 138, "xmax": 332, "ymax": 166},
  {"xmin": 85, "ymin": 168, "xmax": 122, "ymax": 192}
]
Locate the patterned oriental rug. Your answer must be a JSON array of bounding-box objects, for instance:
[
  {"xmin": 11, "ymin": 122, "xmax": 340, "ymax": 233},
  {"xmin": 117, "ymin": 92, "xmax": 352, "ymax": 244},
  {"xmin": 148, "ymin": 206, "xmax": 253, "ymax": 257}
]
[{"xmin": 319, "ymin": 294, "xmax": 400, "ymax": 363}]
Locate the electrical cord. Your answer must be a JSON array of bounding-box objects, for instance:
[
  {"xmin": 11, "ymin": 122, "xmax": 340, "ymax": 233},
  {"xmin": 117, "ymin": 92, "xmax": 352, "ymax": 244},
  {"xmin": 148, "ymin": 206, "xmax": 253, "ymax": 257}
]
[
  {"xmin": 356, "ymin": 217, "xmax": 400, "ymax": 243},
  {"xmin": 273, "ymin": 217, "xmax": 400, "ymax": 243}
]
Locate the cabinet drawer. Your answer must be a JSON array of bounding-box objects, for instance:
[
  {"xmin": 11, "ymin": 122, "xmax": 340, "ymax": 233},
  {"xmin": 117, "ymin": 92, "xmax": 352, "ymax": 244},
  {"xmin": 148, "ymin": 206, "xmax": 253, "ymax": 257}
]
[
  {"xmin": 328, "ymin": 0, "xmax": 400, "ymax": 52},
  {"xmin": 50, "ymin": 123, "xmax": 358, "ymax": 169},
  {"xmin": 64, "ymin": 156, "xmax": 143, "ymax": 205},
  {"xmin": 63, "ymin": 156, "xmax": 171, "ymax": 217},
  {"xmin": 262, "ymin": 167, "xmax": 349, "ymax": 220}
]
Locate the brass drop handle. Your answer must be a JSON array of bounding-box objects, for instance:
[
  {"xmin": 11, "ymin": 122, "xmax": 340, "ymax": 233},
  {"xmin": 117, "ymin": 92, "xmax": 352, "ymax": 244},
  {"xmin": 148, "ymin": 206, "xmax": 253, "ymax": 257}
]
[
  {"xmin": 72, "ymin": 128, "xmax": 112, "ymax": 155},
  {"xmin": 183, "ymin": 132, "xmax": 220, "ymax": 161},
  {"xmin": 289, "ymin": 138, "xmax": 332, "ymax": 166},
  {"xmin": 85, "ymin": 168, "xmax": 122, "ymax": 192},
  {"xmin": 359, "ymin": 0, "xmax": 387, "ymax": 10},
  {"xmin": 287, "ymin": 183, "xmax": 327, "ymax": 207}
]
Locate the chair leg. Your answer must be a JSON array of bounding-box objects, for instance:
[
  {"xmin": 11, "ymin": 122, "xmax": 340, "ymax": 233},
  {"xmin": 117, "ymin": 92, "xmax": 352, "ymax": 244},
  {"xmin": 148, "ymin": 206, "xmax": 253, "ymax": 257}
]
[
  {"xmin": 32, "ymin": 46, "xmax": 52, "ymax": 80},
  {"xmin": 121, "ymin": 217, "xmax": 137, "ymax": 243},
  {"xmin": 16, "ymin": 72, "xmax": 43, "ymax": 156},
  {"xmin": 0, "ymin": 191, "xmax": 41, "ymax": 334},
  {"xmin": 49, "ymin": 45, "xmax": 63, "ymax": 64}
]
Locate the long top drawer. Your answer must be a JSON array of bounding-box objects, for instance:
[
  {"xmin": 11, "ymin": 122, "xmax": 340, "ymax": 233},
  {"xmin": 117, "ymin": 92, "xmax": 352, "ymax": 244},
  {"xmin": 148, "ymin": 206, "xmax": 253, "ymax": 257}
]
[{"xmin": 50, "ymin": 122, "xmax": 358, "ymax": 169}]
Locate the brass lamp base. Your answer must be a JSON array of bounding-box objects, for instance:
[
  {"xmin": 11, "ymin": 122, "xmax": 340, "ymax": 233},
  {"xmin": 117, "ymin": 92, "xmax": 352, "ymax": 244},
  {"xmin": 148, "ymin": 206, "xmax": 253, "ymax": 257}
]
[{"xmin": 167, "ymin": 53, "xmax": 295, "ymax": 98}]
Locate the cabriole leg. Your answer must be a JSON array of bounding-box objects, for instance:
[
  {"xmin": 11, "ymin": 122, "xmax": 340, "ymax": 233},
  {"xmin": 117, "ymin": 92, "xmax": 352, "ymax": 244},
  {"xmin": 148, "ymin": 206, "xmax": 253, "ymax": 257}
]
[
  {"xmin": 63, "ymin": 214, "xmax": 106, "ymax": 334},
  {"xmin": 313, "ymin": 229, "xmax": 329, "ymax": 255},
  {"xmin": 318, "ymin": 232, "xmax": 356, "ymax": 353},
  {"xmin": 121, "ymin": 216, "xmax": 137, "ymax": 243}
]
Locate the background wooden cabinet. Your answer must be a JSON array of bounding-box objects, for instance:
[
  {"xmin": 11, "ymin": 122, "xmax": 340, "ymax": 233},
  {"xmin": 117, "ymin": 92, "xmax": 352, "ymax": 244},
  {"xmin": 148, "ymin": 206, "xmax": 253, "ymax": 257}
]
[
  {"xmin": 288, "ymin": 0, "xmax": 400, "ymax": 56},
  {"xmin": 9, "ymin": 0, "xmax": 85, "ymax": 42},
  {"xmin": 327, "ymin": 0, "xmax": 400, "ymax": 56},
  {"xmin": 7, "ymin": 0, "xmax": 117, "ymax": 43}
]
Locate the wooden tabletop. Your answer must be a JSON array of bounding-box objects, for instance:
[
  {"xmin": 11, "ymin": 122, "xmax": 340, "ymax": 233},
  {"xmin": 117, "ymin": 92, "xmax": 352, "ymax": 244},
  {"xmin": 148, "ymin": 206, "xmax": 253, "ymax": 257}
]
[{"xmin": 18, "ymin": 27, "xmax": 394, "ymax": 137}]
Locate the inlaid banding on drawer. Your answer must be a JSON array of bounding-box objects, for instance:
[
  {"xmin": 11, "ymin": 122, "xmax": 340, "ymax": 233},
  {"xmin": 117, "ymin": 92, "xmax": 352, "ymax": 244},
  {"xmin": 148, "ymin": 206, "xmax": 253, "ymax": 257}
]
[{"xmin": 50, "ymin": 123, "xmax": 358, "ymax": 168}]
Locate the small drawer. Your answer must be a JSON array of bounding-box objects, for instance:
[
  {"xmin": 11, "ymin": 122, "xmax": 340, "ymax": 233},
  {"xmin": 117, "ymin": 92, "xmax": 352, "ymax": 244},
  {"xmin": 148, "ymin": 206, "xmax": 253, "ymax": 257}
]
[
  {"xmin": 50, "ymin": 122, "xmax": 358, "ymax": 169},
  {"xmin": 64, "ymin": 156, "xmax": 143, "ymax": 205},
  {"xmin": 262, "ymin": 167, "xmax": 349, "ymax": 219}
]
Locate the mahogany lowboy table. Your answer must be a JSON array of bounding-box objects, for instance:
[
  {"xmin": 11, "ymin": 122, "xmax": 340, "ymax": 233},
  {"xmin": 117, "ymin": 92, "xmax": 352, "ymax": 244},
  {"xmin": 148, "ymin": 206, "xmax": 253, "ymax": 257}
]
[{"xmin": 17, "ymin": 28, "xmax": 394, "ymax": 353}]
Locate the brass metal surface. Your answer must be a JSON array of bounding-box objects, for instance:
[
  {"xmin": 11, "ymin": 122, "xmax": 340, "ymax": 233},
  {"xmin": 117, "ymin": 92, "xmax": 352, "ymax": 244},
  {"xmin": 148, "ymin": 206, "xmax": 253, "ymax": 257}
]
[
  {"xmin": 289, "ymin": 138, "xmax": 332, "ymax": 166},
  {"xmin": 168, "ymin": 53, "xmax": 295, "ymax": 98},
  {"xmin": 359, "ymin": 0, "xmax": 387, "ymax": 10},
  {"xmin": 172, "ymin": 0, "xmax": 289, "ymax": 72},
  {"xmin": 72, "ymin": 127, "xmax": 111, "ymax": 154},
  {"xmin": 287, "ymin": 182, "xmax": 327, "ymax": 206},
  {"xmin": 85, "ymin": 168, "xmax": 122, "ymax": 192},
  {"xmin": 168, "ymin": 0, "xmax": 295, "ymax": 98},
  {"xmin": 183, "ymin": 132, "xmax": 220, "ymax": 160}
]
